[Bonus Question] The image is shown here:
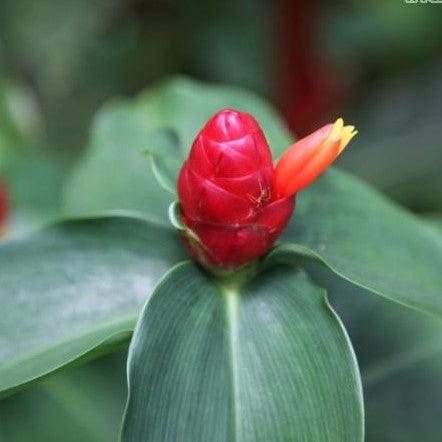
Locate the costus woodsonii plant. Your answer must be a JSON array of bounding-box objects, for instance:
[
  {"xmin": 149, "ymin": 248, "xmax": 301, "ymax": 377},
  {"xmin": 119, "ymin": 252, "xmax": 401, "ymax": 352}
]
[
  {"xmin": 3, "ymin": 79, "xmax": 442, "ymax": 442},
  {"xmin": 178, "ymin": 109, "xmax": 357, "ymax": 270}
]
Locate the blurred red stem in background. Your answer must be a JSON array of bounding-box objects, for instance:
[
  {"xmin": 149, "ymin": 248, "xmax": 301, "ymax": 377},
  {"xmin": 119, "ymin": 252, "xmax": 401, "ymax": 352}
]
[{"xmin": 277, "ymin": 0, "xmax": 345, "ymax": 137}]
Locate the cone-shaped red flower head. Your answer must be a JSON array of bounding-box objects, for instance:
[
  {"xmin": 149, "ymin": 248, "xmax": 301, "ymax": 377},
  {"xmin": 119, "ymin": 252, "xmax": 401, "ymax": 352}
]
[
  {"xmin": 178, "ymin": 110, "xmax": 356, "ymax": 271},
  {"xmin": 0, "ymin": 179, "xmax": 8, "ymax": 237}
]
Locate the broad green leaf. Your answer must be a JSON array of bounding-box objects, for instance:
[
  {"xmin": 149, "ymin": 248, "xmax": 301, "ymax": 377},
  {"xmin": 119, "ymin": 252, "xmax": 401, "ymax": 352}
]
[
  {"xmin": 121, "ymin": 262, "xmax": 364, "ymax": 441},
  {"xmin": 263, "ymin": 247, "xmax": 442, "ymax": 441},
  {"xmin": 63, "ymin": 101, "xmax": 172, "ymax": 225},
  {"xmin": 0, "ymin": 352, "xmax": 127, "ymax": 442},
  {"xmin": 0, "ymin": 215, "xmax": 185, "ymax": 397},
  {"xmin": 363, "ymin": 307, "xmax": 442, "ymax": 442},
  {"xmin": 270, "ymin": 169, "xmax": 442, "ymax": 317},
  {"xmin": 305, "ymin": 261, "xmax": 442, "ymax": 442},
  {"xmin": 64, "ymin": 76, "xmax": 290, "ymax": 223},
  {"xmin": 1, "ymin": 148, "xmax": 67, "ymax": 239}
]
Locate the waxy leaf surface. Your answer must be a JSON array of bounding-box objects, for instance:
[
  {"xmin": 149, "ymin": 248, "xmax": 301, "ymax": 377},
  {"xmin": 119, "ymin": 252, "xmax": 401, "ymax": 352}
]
[
  {"xmin": 122, "ymin": 263, "xmax": 364, "ymax": 442},
  {"xmin": 276, "ymin": 169, "xmax": 442, "ymax": 316},
  {"xmin": 0, "ymin": 352, "xmax": 127, "ymax": 442},
  {"xmin": 0, "ymin": 216, "xmax": 185, "ymax": 396}
]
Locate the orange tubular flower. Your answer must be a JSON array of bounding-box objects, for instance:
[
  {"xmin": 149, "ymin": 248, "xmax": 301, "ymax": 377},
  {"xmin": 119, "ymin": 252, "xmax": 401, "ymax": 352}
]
[{"xmin": 274, "ymin": 118, "xmax": 357, "ymax": 198}]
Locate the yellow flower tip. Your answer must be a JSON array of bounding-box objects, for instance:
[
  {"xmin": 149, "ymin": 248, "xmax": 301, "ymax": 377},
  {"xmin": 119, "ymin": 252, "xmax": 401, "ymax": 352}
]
[
  {"xmin": 273, "ymin": 118, "xmax": 357, "ymax": 198},
  {"xmin": 323, "ymin": 118, "xmax": 357, "ymax": 154},
  {"xmin": 339, "ymin": 126, "xmax": 358, "ymax": 153},
  {"xmin": 325, "ymin": 118, "xmax": 344, "ymax": 145}
]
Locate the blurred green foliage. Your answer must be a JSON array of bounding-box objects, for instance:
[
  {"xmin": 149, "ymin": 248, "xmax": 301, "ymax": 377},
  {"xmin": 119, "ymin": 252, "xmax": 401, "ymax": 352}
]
[
  {"xmin": 309, "ymin": 261, "xmax": 442, "ymax": 442},
  {"xmin": 0, "ymin": 0, "xmax": 273, "ymax": 153},
  {"xmin": 0, "ymin": 78, "xmax": 65, "ymax": 236},
  {"xmin": 0, "ymin": 352, "xmax": 127, "ymax": 442}
]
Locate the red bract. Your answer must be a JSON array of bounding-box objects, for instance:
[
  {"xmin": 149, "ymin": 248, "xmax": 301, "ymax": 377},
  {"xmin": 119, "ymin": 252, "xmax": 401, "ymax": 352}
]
[{"xmin": 177, "ymin": 109, "xmax": 356, "ymax": 271}]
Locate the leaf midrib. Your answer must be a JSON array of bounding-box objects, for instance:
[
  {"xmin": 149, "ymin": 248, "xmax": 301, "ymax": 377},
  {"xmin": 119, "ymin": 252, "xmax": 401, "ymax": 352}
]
[{"xmin": 223, "ymin": 286, "xmax": 240, "ymax": 442}]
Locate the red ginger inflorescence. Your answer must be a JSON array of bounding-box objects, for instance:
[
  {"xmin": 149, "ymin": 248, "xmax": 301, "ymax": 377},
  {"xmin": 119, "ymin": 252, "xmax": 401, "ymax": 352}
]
[{"xmin": 178, "ymin": 109, "xmax": 356, "ymax": 271}]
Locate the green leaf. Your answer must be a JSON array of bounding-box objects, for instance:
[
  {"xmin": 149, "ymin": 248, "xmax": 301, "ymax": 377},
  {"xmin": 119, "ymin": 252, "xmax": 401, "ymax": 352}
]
[
  {"xmin": 121, "ymin": 262, "xmax": 364, "ymax": 441},
  {"xmin": 64, "ymin": 77, "xmax": 291, "ymax": 224},
  {"xmin": 304, "ymin": 260, "xmax": 442, "ymax": 441},
  {"xmin": 0, "ymin": 215, "xmax": 185, "ymax": 397},
  {"xmin": 143, "ymin": 129, "xmax": 181, "ymax": 196},
  {"xmin": 63, "ymin": 101, "xmax": 172, "ymax": 224},
  {"xmin": 362, "ymin": 305, "xmax": 442, "ymax": 442},
  {"xmin": 0, "ymin": 352, "xmax": 127, "ymax": 442},
  {"xmin": 2, "ymin": 148, "xmax": 66, "ymax": 237},
  {"xmin": 270, "ymin": 169, "xmax": 442, "ymax": 317}
]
